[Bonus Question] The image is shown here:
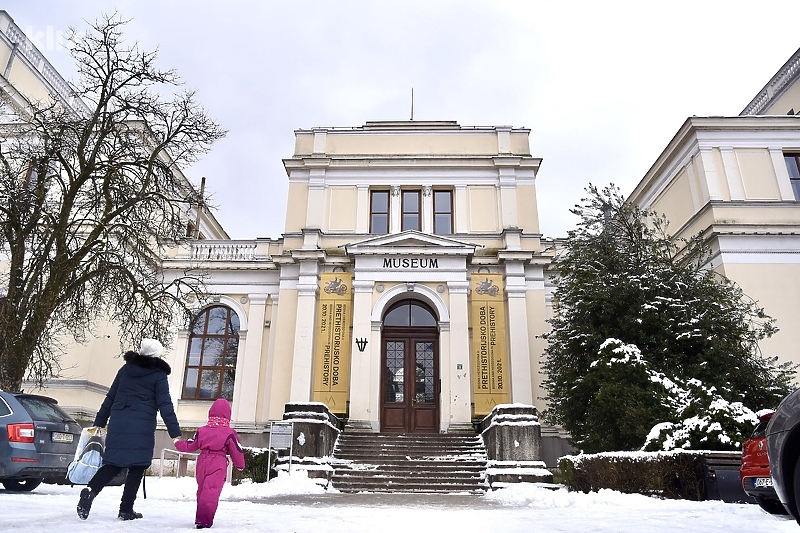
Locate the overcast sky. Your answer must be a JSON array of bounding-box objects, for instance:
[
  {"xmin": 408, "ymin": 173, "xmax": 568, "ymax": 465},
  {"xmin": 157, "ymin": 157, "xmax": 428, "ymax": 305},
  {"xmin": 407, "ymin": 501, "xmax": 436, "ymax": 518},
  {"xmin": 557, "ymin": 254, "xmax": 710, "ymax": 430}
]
[{"xmin": 8, "ymin": 1, "xmax": 800, "ymax": 240}]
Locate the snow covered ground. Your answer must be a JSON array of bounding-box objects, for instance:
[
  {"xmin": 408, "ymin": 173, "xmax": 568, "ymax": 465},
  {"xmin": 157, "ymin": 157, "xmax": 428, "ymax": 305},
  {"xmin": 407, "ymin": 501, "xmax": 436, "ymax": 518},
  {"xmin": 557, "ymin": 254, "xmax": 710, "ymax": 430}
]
[{"xmin": 2, "ymin": 472, "xmax": 798, "ymax": 532}]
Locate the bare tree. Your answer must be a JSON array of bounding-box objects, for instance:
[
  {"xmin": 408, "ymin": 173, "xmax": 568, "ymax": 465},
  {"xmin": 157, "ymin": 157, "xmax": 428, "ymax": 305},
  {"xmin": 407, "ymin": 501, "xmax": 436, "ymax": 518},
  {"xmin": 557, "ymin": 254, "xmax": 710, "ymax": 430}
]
[{"xmin": 0, "ymin": 14, "xmax": 226, "ymax": 391}]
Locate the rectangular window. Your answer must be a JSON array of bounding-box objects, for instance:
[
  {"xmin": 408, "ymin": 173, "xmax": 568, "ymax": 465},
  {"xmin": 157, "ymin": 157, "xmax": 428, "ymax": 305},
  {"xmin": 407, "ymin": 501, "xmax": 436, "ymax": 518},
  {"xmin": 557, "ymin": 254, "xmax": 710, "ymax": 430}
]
[
  {"xmin": 786, "ymin": 154, "xmax": 800, "ymax": 200},
  {"xmin": 402, "ymin": 190, "xmax": 421, "ymax": 231},
  {"xmin": 433, "ymin": 190, "xmax": 453, "ymax": 234},
  {"xmin": 370, "ymin": 190, "xmax": 389, "ymax": 234}
]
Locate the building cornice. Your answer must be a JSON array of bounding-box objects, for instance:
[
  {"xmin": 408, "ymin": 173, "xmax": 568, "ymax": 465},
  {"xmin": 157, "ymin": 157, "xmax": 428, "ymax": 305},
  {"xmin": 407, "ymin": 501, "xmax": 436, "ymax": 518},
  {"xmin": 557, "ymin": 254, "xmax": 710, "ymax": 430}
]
[
  {"xmin": 741, "ymin": 46, "xmax": 800, "ymax": 116},
  {"xmin": 0, "ymin": 10, "xmax": 88, "ymax": 113},
  {"xmin": 628, "ymin": 116, "xmax": 800, "ymax": 208}
]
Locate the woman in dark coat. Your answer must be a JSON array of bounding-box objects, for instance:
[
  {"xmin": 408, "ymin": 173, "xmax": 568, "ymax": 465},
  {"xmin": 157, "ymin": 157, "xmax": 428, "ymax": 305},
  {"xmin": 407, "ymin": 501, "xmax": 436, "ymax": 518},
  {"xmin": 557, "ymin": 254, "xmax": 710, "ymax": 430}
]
[{"xmin": 77, "ymin": 338, "xmax": 182, "ymax": 521}]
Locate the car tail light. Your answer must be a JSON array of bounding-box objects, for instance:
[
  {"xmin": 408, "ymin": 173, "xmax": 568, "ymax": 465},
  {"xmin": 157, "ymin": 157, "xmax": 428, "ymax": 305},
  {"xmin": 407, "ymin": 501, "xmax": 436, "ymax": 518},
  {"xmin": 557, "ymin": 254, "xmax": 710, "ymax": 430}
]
[{"xmin": 7, "ymin": 423, "xmax": 35, "ymax": 443}]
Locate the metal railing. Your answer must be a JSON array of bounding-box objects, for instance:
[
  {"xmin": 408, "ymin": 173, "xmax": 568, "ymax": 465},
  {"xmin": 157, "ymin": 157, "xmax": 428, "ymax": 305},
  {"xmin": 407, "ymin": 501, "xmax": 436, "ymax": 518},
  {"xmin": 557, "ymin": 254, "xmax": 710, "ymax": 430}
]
[{"xmin": 158, "ymin": 448, "xmax": 232, "ymax": 482}]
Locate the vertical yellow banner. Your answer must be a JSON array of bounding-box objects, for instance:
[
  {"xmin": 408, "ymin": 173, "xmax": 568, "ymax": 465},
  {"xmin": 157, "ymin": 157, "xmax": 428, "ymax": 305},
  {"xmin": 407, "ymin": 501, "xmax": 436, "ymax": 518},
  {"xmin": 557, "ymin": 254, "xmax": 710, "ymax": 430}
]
[
  {"xmin": 312, "ymin": 273, "xmax": 353, "ymax": 415},
  {"xmin": 470, "ymin": 273, "xmax": 510, "ymax": 416}
]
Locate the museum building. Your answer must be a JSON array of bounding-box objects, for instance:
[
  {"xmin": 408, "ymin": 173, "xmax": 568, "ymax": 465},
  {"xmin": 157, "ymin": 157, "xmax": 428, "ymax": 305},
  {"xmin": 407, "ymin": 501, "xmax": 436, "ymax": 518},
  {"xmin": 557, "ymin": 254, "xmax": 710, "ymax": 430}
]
[{"xmin": 4, "ymin": 10, "xmax": 800, "ymax": 467}]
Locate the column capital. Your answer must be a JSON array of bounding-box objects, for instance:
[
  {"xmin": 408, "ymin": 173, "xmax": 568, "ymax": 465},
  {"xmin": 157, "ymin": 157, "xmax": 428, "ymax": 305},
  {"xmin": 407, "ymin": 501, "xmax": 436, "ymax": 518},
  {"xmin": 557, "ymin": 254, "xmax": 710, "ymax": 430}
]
[
  {"xmin": 247, "ymin": 294, "xmax": 269, "ymax": 305},
  {"xmin": 447, "ymin": 281, "xmax": 470, "ymax": 294},
  {"xmin": 352, "ymin": 279, "xmax": 375, "ymax": 293}
]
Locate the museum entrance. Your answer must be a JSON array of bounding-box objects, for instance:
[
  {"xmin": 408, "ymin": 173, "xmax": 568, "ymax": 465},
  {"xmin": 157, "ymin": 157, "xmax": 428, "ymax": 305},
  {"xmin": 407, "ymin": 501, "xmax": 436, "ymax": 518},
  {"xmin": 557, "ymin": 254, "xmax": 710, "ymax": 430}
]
[{"xmin": 380, "ymin": 300, "xmax": 439, "ymax": 433}]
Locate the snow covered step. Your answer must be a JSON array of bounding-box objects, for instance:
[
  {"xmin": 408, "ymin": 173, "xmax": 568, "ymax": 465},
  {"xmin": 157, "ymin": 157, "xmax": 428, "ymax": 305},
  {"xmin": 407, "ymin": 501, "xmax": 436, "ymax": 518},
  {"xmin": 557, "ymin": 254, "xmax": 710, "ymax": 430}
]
[{"xmin": 330, "ymin": 433, "xmax": 488, "ymax": 494}]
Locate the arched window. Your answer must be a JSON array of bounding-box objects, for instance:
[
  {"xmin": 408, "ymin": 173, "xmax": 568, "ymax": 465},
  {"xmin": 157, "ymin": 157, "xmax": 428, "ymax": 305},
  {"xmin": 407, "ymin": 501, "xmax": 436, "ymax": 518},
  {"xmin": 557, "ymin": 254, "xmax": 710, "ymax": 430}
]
[
  {"xmin": 182, "ymin": 305, "xmax": 240, "ymax": 400},
  {"xmin": 383, "ymin": 300, "xmax": 437, "ymax": 327}
]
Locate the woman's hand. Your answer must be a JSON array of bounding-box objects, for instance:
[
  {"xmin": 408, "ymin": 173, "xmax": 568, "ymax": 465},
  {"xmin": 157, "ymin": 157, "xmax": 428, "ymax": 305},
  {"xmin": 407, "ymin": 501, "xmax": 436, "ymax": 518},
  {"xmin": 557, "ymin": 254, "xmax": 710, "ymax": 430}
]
[{"xmin": 172, "ymin": 437, "xmax": 181, "ymax": 444}]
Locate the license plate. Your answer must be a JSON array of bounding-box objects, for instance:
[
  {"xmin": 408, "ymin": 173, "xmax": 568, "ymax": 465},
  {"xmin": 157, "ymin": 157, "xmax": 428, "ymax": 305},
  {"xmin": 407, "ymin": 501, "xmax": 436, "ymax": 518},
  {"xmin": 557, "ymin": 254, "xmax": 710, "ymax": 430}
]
[
  {"xmin": 51, "ymin": 432, "xmax": 74, "ymax": 443},
  {"xmin": 754, "ymin": 477, "xmax": 773, "ymax": 488}
]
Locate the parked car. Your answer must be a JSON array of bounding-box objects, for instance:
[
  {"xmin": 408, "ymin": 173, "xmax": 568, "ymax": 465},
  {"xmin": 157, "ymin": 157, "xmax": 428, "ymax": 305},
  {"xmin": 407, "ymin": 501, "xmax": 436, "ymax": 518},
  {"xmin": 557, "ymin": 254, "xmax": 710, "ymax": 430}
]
[
  {"xmin": 0, "ymin": 390, "xmax": 81, "ymax": 491},
  {"xmin": 740, "ymin": 410, "xmax": 786, "ymax": 514},
  {"xmin": 766, "ymin": 388, "xmax": 800, "ymax": 523}
]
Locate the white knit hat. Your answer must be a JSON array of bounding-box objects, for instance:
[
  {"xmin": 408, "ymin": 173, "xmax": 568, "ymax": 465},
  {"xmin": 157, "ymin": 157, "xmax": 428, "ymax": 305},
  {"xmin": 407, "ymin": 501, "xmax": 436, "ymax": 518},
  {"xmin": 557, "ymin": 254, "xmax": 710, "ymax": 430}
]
[{"xmin": 139, "ymin": 338, "xmax": 164, "ymax": 357}]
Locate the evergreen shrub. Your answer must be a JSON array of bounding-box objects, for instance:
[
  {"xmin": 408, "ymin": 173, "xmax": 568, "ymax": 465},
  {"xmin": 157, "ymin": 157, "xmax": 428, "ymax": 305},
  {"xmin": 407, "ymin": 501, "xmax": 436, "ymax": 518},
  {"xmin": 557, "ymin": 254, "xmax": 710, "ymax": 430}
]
[
  {"xmin": 558, "ymin": 451, "xmax": 706, "ymax": 500},
  {"xmin": 231, "ymin": 447, "xmax": 276, "ymax": 485}
]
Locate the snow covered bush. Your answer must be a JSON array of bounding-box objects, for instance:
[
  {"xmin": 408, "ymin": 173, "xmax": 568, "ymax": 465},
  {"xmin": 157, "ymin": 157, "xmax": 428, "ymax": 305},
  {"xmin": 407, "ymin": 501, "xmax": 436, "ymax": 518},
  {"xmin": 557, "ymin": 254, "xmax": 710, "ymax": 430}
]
[{"xmin": 641, "ymin": 376, "xmax": 759, "ymax": 451}]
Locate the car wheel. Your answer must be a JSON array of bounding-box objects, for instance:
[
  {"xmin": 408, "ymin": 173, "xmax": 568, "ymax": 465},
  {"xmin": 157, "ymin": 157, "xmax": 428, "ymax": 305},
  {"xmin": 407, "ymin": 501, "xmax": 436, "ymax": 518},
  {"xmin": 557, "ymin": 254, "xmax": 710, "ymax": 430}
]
[
  {"xmin": 756, "ymin": 495, "xmax": 789, "ymax": 515},
  {"xmin": 1, "ymin": 479, "xmax": 43, "ymax": 491}
]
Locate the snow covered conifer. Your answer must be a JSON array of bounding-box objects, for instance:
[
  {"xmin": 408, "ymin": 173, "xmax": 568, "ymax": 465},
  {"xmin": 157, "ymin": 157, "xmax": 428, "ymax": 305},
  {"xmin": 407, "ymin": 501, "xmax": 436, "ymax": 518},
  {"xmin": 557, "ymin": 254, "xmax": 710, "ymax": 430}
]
[{"xmin": 542, "ymin": 184, "xmax": 794, "ymax": 453}]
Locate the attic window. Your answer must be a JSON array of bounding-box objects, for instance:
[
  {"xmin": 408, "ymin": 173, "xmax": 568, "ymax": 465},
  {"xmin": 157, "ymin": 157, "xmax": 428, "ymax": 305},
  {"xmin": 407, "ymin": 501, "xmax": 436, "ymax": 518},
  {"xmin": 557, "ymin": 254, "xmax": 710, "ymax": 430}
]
[
  {"xmin": 785, "ymin": 154, "xmax": 800, "ymax": 200},
  {"xmin": 402, "ymin": 190, "xmax": 421, "ymax": 231},
  {"xmin": 370, "ymin": 190, "xmax": 389, "ymax": 234},
  {"xmin": 433, "ymin": 190, "xmax": 453, "ymax": 234}
]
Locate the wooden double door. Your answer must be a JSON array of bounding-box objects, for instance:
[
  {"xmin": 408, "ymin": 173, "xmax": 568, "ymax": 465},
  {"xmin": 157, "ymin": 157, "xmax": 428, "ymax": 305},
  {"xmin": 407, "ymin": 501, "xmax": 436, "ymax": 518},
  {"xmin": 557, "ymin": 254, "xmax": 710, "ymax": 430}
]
[{"xmin": 380, "ymin": 327, "xmax": 439, "ymax": 433}]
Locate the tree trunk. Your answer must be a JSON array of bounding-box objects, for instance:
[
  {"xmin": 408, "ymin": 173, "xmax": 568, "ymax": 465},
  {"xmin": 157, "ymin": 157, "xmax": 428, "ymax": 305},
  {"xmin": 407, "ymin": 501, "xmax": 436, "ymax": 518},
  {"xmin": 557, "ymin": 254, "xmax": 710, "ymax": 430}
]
[{"xmin": 0, "ymin": 296, "xmax": 46, "ymax": 391}]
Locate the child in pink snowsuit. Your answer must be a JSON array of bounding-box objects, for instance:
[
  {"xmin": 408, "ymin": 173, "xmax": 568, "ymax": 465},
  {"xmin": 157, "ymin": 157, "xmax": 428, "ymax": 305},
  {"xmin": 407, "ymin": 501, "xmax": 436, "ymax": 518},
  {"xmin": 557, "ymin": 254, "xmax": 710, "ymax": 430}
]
[{"xmin": 175, "ymin": 398, "xmax": 245, "ymax": 529}]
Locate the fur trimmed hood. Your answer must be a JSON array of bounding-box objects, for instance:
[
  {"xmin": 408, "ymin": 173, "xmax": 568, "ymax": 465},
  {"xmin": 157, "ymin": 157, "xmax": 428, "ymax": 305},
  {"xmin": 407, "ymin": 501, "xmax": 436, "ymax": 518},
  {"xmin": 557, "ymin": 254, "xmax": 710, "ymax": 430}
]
[{"xmin": 123, "ymin": 350, "xmax": 172, "ymax": 375}]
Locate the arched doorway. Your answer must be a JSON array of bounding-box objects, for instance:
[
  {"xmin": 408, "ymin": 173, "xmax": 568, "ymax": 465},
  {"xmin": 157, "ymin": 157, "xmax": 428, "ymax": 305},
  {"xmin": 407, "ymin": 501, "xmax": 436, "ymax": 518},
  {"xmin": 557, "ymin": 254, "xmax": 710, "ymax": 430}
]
[{"xmin": 381, "ymin": 299, "xmax": 439, "ymax": 433}]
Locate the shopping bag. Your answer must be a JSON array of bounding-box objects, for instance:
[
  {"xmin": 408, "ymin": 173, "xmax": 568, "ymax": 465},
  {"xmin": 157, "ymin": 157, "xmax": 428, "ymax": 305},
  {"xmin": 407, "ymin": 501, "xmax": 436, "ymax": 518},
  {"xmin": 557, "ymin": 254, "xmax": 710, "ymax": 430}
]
[{"xmin": 67, "ymin": 426, "xmax": 106, "ymax": 485}]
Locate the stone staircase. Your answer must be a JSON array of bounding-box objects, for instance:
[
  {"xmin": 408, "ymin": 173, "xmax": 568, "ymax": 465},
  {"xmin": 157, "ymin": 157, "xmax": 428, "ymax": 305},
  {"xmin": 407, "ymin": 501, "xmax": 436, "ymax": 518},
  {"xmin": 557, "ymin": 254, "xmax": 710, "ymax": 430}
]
[{"xmin": 330, "ymin": 433, "xmax": 487, "ymax": 494}]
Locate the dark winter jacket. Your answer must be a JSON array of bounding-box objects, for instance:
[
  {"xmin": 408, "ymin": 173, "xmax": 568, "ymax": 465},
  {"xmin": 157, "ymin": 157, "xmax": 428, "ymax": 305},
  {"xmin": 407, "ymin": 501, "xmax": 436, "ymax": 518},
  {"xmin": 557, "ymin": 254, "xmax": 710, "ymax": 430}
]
[{"xmin": 94, "ymin": 351, "xmax": 182, "ymax": 467}]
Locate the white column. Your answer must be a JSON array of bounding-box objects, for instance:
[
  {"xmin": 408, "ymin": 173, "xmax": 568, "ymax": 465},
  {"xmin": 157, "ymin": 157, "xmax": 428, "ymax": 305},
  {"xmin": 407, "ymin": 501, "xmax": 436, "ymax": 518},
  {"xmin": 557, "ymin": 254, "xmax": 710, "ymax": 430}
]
[
  {"xmin": 454, "ymin": 185, "xmax": 467, "ymax": 233},
  {"xmin": 720, "ymin": 147, "xmax": 745, "ymax": 200},
  {"xmin": 699, "ymin": 147, "xmax": 724, "ymax": 201},
  {"xmin": 390, "ymin": 185, "xmax": 401, "ymax": 233},
  {"xmin": 422, "ymin": 185, "xmax": 433, "ymax": 233},
  {"xmin": 356, "ymin": 185, "xmax": 370, "ymax": 233},
  {"xmin": 505, "ymin": 261, "xmax": 533, "ymax": 404},
  {"xmin": 289, "ymin": 261, "xmax": 320, "ymax": 402},
  {"xmin": 347, "ymin": 279, "xmax": 375, "ymax": 427},
  {"xmin": 260, "ymin": 293, "xmax": 280, "ymax": 421},
  {"xmin": 306, "ymin": 168, "xmax": 326, "ymax": 230},
  {"xmin": 368, "ymin": 318, "xmax": 382, "ymax": 431},
  {"xmin": 446, "ymin": 281, "xmax": 472, "ymax": 430},
  {"xmin": 498, "ymin": 167, "xmax": 518, "ymax": 229},
  {"xmin": 231, "ymin": 294, "xmax": 267, "ymax": 426},
  {"xmin": 685, "ymin": 155, "xmax": 702, "ymax": 211},
  {"xmin": 771, "ymin": 148, "xmax": 796, "ymax": 200},
  {"xmin": 169, "ymin": 329, "xmax": 190, "ymax": 407}
]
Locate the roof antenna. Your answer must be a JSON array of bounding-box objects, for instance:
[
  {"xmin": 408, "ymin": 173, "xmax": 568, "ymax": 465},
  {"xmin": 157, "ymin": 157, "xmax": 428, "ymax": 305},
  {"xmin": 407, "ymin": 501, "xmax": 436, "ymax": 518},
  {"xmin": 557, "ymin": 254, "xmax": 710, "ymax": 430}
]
[{"xmin": 410, "ymin": 87, "xmax": 414, "ymax": 120}]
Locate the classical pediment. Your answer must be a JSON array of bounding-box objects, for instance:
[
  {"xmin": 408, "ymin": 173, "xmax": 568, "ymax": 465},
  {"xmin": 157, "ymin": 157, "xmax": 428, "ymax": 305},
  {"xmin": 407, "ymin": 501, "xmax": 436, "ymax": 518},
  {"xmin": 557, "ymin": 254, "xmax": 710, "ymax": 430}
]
[{"xmin": 344, "ymin": 230, "xmax": 479, "ymax": 256}]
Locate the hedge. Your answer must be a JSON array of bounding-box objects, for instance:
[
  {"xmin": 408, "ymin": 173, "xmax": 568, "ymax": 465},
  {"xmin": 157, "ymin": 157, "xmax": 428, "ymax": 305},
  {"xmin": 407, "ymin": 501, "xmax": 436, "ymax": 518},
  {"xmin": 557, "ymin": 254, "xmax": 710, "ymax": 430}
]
[{"xmin": 558, "ymin": 451, "xmax": 708, "ymax": 500}]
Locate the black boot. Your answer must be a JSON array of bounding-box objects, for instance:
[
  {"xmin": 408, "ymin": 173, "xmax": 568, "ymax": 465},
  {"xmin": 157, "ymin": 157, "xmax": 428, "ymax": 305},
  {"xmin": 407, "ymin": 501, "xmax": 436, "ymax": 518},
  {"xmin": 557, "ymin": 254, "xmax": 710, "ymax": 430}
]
[
  {"xmin": 77, "ymin": 488, "xmax": 96, "ymax": 520},
  {"xmin": 118, "ymin": 509, "xmax": 143, "ymax": 520},
  {"xmin": 118, "ymin": 466, "xmax": 145, "ymax": 520}
]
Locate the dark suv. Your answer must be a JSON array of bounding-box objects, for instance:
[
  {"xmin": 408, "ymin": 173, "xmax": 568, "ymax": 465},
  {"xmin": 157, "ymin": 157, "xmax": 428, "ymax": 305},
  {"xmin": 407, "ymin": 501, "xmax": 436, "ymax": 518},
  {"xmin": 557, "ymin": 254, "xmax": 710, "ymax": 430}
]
[
  {"xmin": 740, "ymin": 410, "xmax": 786, "ymax": 514},
  {"xmin": 0, "ymin": 390, "xmax": 81, "ymax": 491}
]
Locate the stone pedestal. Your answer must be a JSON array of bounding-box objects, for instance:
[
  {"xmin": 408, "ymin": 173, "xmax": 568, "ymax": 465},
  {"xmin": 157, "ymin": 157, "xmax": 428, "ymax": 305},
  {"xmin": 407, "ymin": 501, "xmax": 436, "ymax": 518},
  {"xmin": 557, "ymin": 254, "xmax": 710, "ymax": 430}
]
[
  {"xmin": 479, "ymin": 404, "xmax": 554, "ymax": 488},
  {"xmin": 273, "ymin": 402, "xmax": 343, "ymax": 483}
]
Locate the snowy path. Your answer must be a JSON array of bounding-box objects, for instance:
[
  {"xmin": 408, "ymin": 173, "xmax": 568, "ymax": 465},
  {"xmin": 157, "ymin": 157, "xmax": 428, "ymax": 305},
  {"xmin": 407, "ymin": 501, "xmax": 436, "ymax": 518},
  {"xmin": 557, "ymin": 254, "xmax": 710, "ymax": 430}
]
[{"xmin": 1, "ymin": 474, "xmax": 797, "ymax": 532}]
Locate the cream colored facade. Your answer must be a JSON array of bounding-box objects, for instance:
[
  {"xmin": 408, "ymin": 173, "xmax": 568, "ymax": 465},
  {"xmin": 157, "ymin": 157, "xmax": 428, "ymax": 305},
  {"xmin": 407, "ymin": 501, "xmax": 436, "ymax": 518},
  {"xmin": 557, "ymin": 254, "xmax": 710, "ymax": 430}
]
[
  {"xmin": 158, "ymin": 121, "xmax": 552, "ymax": 435},
  {"xmin": 628, "ymin": 46, "xmax": 800, "ymax": 373},
  {"xmin": 5, "ymin": 6, "xmax": 800, "ymax": 457}
]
